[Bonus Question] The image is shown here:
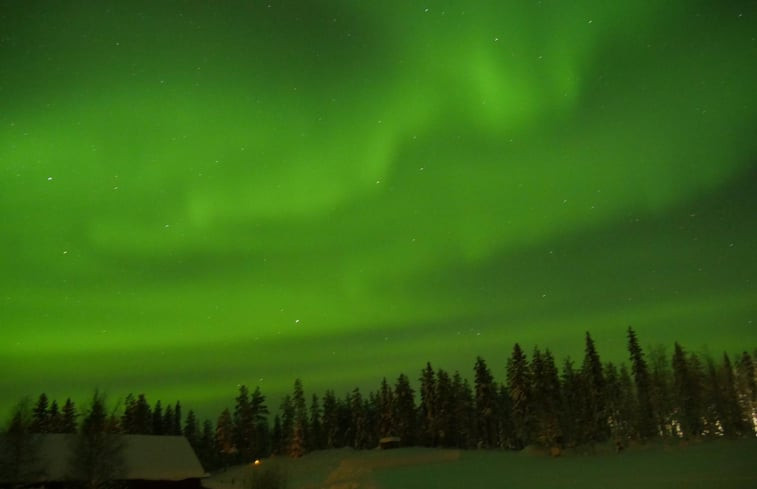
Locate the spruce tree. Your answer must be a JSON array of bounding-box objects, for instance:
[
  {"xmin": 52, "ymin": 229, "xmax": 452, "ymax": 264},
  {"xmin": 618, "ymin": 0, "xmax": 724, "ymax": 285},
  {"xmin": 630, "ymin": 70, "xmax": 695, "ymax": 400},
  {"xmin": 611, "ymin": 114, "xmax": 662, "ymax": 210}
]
[
  {"xmin": 290, "ymin": 379, "xmax": 308, "ymax": 457},
  {"xmin": 30, "ymin": 393, "xmax": 49, "ymax": 434},
  {"xmin": 161, "ymin": 405, "xmax": 174, "ymax": 436},
  {"xmin": 363, "ymin": 391, "xmax": 379, "ymax": 448},
  {"xmin": 627, "ymin": 327, "xmax": 656, "ymax": 440},
  {"xmin": 377, "ymin": 377, "xmax": 395, "ymax": 438},
  {"xmin": 393, "ymin": 373, "xmax": 417, "ymax": 446},
  {"xmin": 452, "ymin": 372, "xmax": 475, "ymax": 448},
  {"xmin": 250, "ymin": 386, "xmax": 269, "ymax": 458},
  {"xmin": 435, "ymin": 368, "xmax": 455, "ymax": 447},
  {"xmin": 270, "ymin": 415, "xmax": 283, "ymax": 455},
  {"xmin": 48, "ymin": 400, "xmax": 62, "ymax": 433},
  {"xmin": 496, "ymin": 383, "xmax": 515, "ymax": 449},
  {"xmin": 648, "ymin": 345, "xmax": 674, "ymax": 438},
  {"xmin": 308, "ymin": 394, "xmax": 323, "ymax": 451},
  {"xmin": 531, "ymin": 348, "xmax": 562, "ymax": 448},
  {"xmin": 0, "ymin": 399, "xmax": 43, "ymax": 483},
  {"xmin": 173, "ymin": 401, "xmax": 182, "ymax": 436},
  {"xmin": 348, "ymin": 387, "xmax": 368, "ymax": 449},
  {"xmin": 418, "ymin": 362, "xmax": 437, "ymax": 446},
  {"xmin": 184, "ymin": 410, "xmax": 199, "ymax": 449},
  {"xmin": 234, "ymin": 385, "xmax": 254, "ymax": 462},
  {"xmin": 198, "ymin": 419, "xmax": 217, "ymax": 471},
  {"xmin": 70, "ymin": 391, "xmax": 125, "ymax": 487},
  {"xmin": 279, "ymin": 395, "xmax": 294, "ymax": 455},
  {"xmin": 215, "ymin": 408, "xmax": 236, "ymax": 467},
  {"xmin": 321, "ymin": 390, "xmax": 339, "ymax": 449},
  {"xmin": 716, "ymin": 353, "xmax": 746, "ymax": 437},
  {"xmin": 61, "ymin": 398, "xmax": 78, "ymax": 434},
  {"xmin": 559, "ymin": 358, "xmax": 583, "ymax": 447},
  {"xmin": 604, "ymin": 362, "xmax": 634, "ymax": 444},
  {"xmin": 735, "ymin": 351, "xmax": 757, "ymax": 435},
  {"xmin": 474, "ymin": 356, "xmax": 498, "ymax": 448},
  {"xmin": 121, "ymin": 394, "xmax": 136, "ymax": 434},
  {"xmin": 672, "ymin": 342, "xmax": 703, "ymax": 438},
  {"xmin": 131, "ymin": 394, "xmax": 152, "ymax": 434},
  {"xmin": 152, "ymin": 400, "xmax": 164, "ymax": 435},
  {"xmin": 580, "ymin": 332, "xmax": 608, "ymax": 444},
  {"xmin": 507, "ymin": 343, "xmax": 532, "ymax": 449}
]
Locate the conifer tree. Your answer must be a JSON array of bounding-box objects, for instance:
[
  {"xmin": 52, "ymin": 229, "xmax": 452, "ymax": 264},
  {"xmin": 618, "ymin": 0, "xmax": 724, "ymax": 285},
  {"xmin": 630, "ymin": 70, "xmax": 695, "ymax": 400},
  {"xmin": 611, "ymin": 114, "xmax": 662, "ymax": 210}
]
[
  {"xmin": 321, "ymin": 390, "xmax": 339, "ymax": 449},
  {"xmin": 279, "ymin": 395, "xmax": 294, "ymax": 455},
  {"xmin": 215, "ymin": 408, "xmax": 236, "ymax": 467},
  {"xmin": 61, "ymin": 398, "xmax": 78, "ymax": 434},
  {"xmin": 152, "ymin": 400, "xmax": 164, "ymax": 435},
  {"xmin": 0, "ymin": 399, "xmax": 43, "ymax": 483},
  {"xmin": 531, "ymin": 348, "xmax": 562, "ymax": 448},
  {"xmin": 69, "ymin": 391, "xmax": 125, "ymax": 488},
  {"xmin": 48, "ymin": 400, "xmax": 62, "ymax": 433},
  {"xmin": 452, "ymin": 372, "xmax": 475, "ymax": 448},
  {"xmin": 162, "ymin": 404, "xmax": 175, "ymax": 436},
  {"xmin": 559, "ymin": 358, "xmax": 582, "ymax": 447},
  {"xmin": 198, "ymin": 419, "xmax": 217, "ymax": 471},
  {"xmin": 234, "ymin": 385, "xmax": 255, "ymax": 462},
  {"xmin": 435, "ymin": 368, "xmax": 455, "ymax": 447},
  {"xmin": 507, "ymin": 343, "xmax": 532, "ymax": 449},
  {"xmin": 121, "ymin": 394, "xmax": 135, "ymax": 434},
  {"xmin": 338, "ymin": 393, "xmax": 353, "ymax": 447},
  {"xmin": 271, "ymin": 414, "xmax": 284, "ymax": 455},
  {"xmin": 672, "ymin": 342, "xmax": 703, "ymax": 438},
  {"xmin": 250, "ymin": 386, "xmax": 270, "ymax": 458},
  {"xmin": 129, "ymin": 394, "xmax": 152, "ymax": 434},
  {"xmin": 308, "ymin": 394, "xmax": 323, "ymax": 451},
  {"xmin": 377, "ymin": 378, "xmax": 395, "ymax": 438},
  {"xmin": 418, "ymin": 362, "xmax": 437, "ymax": 446},
  {"xmin": 289, "ymin": 379, "xmax": 308, "ymax": 457},
  {"xmin": 349, "ymin": 387, "xmax": 369, "ymax": 449},
  {"xmin": 173, "ymin": 401, "xmax": 182, "ymax": 436},
  {"xmin": 30, "ymin": 393, "xmax": 49, "ymax": 434},
  {"xmin": 393, "ymin": 373, "xmax": 417, "ymax": 446},
  {"xmin": 580, "ymin": 332, "xmax": 609, "ymax": 444},
  {"xmin": 735, "ymin": 351, "xmax": 757, "ymax": 435},
  {"xmin": 648, "ymin": 345, "xmax": 674, "ymax": 438},
  {"xmin": 473, "ymin": 356, "xmax": 498, "ymax": 448},
  {"xmin": 604, "ymin": 362, "xmax": 634, "ymax": 444},
  {"xmin": 184, "ymin": 410, "xmax": 199, "ymax": 449},
  {"xmin": 627, "ymin": 327, "xmax": 656, "ymax": 440},
  {"xmin": 714, "ymin": 353, "xmax": 745, "ymax": 437},
  {"xmin": 363, "ymin": 391, "xmax": 379, "ymax": 448}
]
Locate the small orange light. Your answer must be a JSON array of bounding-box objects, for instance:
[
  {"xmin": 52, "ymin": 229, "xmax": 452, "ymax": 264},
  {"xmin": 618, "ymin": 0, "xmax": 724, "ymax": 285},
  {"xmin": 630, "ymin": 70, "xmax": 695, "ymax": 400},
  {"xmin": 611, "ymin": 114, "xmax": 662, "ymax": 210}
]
[{"xmin": 253, "ymin": 459, "xmax": 261, "ymax": 466}]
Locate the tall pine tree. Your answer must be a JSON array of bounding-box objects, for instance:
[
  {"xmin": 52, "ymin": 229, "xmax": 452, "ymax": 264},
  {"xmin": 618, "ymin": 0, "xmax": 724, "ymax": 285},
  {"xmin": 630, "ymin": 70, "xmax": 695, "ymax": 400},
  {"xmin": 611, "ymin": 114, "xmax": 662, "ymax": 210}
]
[
  {"xmin": 627, "ymin": 327, "xmax": 656, "ymax": 440},
  {"xmin": 580, "ymin": 332, "xmax": 608, "ymax": 444},
  {"xmin": 474, "ymin": 356, "xmax": 498, "ymax": 448},
  {"xmin": 507, "ymin": 343, "xmax": 532, "ymax": 449}
]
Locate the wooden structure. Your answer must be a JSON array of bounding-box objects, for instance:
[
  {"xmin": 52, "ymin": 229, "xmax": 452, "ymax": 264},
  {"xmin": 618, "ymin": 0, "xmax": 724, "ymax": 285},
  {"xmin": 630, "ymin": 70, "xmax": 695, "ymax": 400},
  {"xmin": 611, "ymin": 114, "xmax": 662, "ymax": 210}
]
[{"xmin": 0, "ymin": 434, "xmax": 206, "ymax": 488}]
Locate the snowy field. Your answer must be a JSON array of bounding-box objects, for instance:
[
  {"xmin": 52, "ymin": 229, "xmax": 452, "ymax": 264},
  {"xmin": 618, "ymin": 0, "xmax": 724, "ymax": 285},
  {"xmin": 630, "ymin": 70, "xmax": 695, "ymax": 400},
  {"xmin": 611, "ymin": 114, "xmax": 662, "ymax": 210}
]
[{"xmin": 204, "ymin": 439, "xmax": 757, "ymax": 489}]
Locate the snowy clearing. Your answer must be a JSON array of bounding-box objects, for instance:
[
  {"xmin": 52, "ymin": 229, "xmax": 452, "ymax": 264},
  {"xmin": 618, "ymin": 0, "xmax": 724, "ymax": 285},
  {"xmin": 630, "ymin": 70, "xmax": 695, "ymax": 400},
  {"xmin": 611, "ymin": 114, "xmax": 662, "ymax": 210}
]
[{"xmin": 204, "ymin": 439, "xmax": 757, "ymax": 489}]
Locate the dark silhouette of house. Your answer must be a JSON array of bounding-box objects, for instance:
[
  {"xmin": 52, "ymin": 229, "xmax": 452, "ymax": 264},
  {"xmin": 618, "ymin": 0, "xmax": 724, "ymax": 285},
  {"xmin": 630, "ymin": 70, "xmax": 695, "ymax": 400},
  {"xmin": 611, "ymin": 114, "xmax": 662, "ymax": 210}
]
[{"xmin": 0, "ymin": 434, "xmax": 206, "ymax": 489}]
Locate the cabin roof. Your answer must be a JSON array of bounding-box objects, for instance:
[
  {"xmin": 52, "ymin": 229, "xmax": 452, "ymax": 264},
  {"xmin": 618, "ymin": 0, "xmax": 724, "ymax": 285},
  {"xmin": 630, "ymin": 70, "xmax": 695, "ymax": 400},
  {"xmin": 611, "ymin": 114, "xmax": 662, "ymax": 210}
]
[{"xmin": 2, "ymin": 434, "xmax": 206, "ymax": 482}]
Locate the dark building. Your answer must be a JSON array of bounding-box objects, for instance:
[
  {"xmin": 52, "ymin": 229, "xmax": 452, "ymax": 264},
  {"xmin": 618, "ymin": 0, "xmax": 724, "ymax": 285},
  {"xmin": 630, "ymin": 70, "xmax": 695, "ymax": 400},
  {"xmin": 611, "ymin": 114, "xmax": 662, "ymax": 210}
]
[{"xmin": 0, "ymin": 434, "xmax": 206, "ymax": 489}]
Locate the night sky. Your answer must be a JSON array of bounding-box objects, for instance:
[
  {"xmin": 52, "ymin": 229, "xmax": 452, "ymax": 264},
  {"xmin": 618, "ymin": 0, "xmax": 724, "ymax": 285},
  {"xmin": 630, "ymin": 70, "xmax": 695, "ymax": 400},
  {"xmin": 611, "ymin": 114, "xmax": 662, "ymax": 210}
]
[{"xmin": 1, "ymin": 1, "xmax": 756, "ymax": 420}]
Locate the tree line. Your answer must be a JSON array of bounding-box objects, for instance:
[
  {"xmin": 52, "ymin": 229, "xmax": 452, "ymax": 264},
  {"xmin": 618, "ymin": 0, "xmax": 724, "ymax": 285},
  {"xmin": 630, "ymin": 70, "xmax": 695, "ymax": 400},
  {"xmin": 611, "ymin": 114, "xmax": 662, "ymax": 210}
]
[{"xmin": 3, "ymin": 328, "xmax": 756, "ymax": 473}]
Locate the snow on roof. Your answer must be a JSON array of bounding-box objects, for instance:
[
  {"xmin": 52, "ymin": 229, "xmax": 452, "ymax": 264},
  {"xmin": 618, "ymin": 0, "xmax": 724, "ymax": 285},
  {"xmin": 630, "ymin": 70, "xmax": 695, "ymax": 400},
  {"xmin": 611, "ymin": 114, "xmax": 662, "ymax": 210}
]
[{"xmin": 4, "ymin": 434, "xmax": 206, "ymax": 482}]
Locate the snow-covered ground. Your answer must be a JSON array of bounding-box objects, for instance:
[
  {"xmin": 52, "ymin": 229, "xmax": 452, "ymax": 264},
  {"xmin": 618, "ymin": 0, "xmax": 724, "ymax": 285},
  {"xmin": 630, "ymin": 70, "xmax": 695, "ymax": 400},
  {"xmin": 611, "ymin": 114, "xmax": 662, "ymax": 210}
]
[{"xmin": 204, "ymin": 439, "xmax": 757, "ymax": 489}]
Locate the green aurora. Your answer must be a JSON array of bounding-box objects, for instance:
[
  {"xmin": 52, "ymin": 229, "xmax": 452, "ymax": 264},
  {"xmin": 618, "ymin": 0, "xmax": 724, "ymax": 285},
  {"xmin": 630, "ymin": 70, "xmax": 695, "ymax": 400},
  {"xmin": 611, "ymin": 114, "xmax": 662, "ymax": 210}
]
[{"xmin": 1, "ymin": 1, "xmax": 756, "ymax": 419}]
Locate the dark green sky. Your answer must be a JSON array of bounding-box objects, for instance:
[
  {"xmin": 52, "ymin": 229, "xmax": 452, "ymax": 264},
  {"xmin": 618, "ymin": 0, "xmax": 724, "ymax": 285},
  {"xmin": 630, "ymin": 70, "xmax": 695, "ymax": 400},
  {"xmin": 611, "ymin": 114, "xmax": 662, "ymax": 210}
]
[{"xmin": 1, "ymin": 1, "xmax": 756, "ymax": 419}]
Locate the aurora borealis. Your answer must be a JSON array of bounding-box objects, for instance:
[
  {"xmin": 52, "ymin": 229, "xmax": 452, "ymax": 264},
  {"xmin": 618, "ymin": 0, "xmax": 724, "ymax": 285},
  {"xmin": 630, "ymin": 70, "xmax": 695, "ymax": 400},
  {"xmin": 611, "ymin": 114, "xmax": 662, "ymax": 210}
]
[{"xmin": 1, "ymin": 1, "xmax": 756, "ymax": 419}]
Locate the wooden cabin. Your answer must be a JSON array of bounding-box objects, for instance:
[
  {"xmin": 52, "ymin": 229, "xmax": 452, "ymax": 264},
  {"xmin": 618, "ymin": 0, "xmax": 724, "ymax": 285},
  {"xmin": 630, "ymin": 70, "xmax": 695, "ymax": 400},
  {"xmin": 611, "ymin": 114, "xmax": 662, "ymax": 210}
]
[{"xmin": 0, "ymin": 434, "xmax": 206, "ymax": 489}]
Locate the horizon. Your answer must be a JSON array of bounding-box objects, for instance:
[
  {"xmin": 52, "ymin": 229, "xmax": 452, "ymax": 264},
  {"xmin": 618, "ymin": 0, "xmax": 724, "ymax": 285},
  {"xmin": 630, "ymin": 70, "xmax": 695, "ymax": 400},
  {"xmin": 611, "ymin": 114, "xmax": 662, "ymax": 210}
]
[{"xmin": 2, "ymin": 1, "xmax": 756, "ymax": 423}]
